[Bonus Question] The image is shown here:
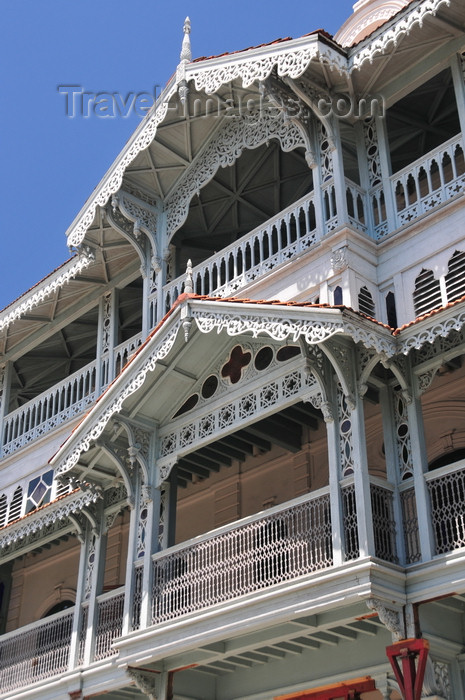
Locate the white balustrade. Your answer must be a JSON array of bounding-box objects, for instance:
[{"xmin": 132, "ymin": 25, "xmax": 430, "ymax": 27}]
[
  {"xmin": 94, "ymin": 588, "xmax": 125, "ymax": 660},
  {"xmin": 2, "ymin": 362, "xmax": 97, "ymax": 455},
  {"xmin": 152, "ymin": 489, "xmax": 332, "ymax": 624},
  {"xmin": 323, "ymin": 181, "xmax": 338, "ymax": 233},
  {"xmin": 112, "ymin": 333, "xmax": 143, "ymax": 381},
  {"xmin": 369, "ymin": 183, "xmax": 388, "ymax": 239},
  {"xmin": 391, "ymin": 134, "xmax": 465, "ymax": 229},
  {"xmin": 345, "ymin": 180, "xmax": 367, "ymax": 234},
  {"xmin": 0, "ymin": 608, "xmax": 73, "ymax": 693},
  {"xmin": 162, "ymin": 191, "xmax": 318, "ymax": 315}
]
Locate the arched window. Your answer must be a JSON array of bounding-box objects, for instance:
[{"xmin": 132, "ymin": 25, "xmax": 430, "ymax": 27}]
[
  {"xmin": 43, "ymin": 600, "xmax": 74, "ymax": 618},
  {"xmin": 445, "ymin": 250, "xmax": 465, "ymax": 302},
  {"xmin": 413, "ymin": 268, "xmax": 442, "ymax": 316},
  {"xmin": 428, "ymin": 448, "xmax": 465, "ymax": 471},
  {"xmin": 358, "ymin": 286, "xmax": 375, "ymax": 317},
  {"xmin": 8, "ymin": 486, "xmax": 23, "ymax": 523},
  {"xmin": 333, "ymin": 286, "xmax": 343, "ymax": 305}
]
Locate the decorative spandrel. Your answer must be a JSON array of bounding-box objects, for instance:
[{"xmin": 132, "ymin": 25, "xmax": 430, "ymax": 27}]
[
  {"xmin": 337, "ymin": 384, "xmax": 354, "ymax": 478},
  {"xmin": 393, "ymin": 387, "xmax": 414, "ymax": 481}
]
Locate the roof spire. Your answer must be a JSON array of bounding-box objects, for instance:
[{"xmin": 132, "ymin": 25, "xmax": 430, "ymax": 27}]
[{"xmin": 180, "ymin": 17, "xmax": 192, "ymax": 63}]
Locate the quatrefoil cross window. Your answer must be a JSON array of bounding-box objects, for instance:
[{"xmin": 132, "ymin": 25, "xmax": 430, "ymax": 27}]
[{"xmin": 221, "ymin": 345, "xmax": 251, "ymax": 384}]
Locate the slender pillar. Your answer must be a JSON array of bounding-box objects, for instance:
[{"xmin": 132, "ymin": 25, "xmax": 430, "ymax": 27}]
[
  {"xmin": 325, "ymin": 384, "xmax": 345, "ymax": 567},
  {"xmin": 375, "ymin": 113, "xmax": 397, "ymax": 231},
  {"xmin": 329, "ymin": 117, "xmax": 349, "ymax": 227},
  {"xmin": 139, "ymin": 482, "xmax": 162, "ymax": 630},
  {"xmin": 68, "ymin": 526, "xmax": 92, "ymax": 670},
  {"xmin": 405, "ymin": 372, "xmax": 435, "ymax": 562},
  {"xmin": 121, "ymin": 471, "xmax": 142, "ymax": 636},
  {"xmin": 450, "ymin": 54, "xmax": 465, "ymax": 140},
  {"xmin": 96, "ymin": 290, "xmax": 118, "ymax": 392},
  {"xmin": 379, "ymin": 384, "xmax": 407, "ymax": 564},
  {"xmin": 82, "ymin": 503, "xmax": 108, "ymax": 667},
  {"xmin": 350, "ymin": 391, "xmax": 376, "ymax": 558}
]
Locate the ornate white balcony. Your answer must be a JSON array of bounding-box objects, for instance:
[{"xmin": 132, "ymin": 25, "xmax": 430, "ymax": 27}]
[
  {"xmin": 0, "ymin": 608, "xmax": 74, "ymax": 694},
  {"xmin": 371, "ymin": 133, "xmax": 465, "ymax": 239},
  {"xmin": 2, "ymin": 363, "xmax": 98, "ymax": 456}
]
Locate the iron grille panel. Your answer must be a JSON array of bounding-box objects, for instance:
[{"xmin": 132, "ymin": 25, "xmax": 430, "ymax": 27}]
[
  {"xmin": 152, "ymin": 494, "xmax": 332, "ymax": 624},
  {"xmin": 428, "ymin": 468, "xmax": 465, "ymax": 554}
]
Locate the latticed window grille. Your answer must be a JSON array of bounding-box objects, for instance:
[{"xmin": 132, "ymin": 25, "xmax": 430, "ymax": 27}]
[
  {"xmin": 400, "ymin": 487, "xmax": 421, "ymax": 564},
  {"xmin": 413, "ymin": 268, "xmax": 442, "ymax": 316},
  {"xmin": 370, "ymin": 484, "xmax": 397, "ymax": 563},
  {"xmin": 358, "ymin": 286, "xmax": 376, "ymax": 318},
  {"xmin": 341, "ymin": 484, "xmax": 359, "ymax": 560},
  {"xmin": 8, "ymin": 486, "xmax": 23, "ymax": 523},
  {"xmin": 0, "ymin": 610, "xmax": 73, "ymax": 694},
  {"xmin": 445, "ymin": 250, "xmax": 465, "ymax": 302},
  {"xmin": 428, "ymin": 468, "xmax": 465, "ymax": 554},
  {"xmin": 94, "ymin": 592, "xmax": 124, "ymax": 661},
  {"xmin": 152, "ymin": 493, "xmax": 332, "ymax": 624}
]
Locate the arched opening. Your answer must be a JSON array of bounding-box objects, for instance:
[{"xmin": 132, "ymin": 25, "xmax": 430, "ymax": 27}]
[{"xmin": 170, "ymin": 141, "xmax": 313, "ymax": 279}]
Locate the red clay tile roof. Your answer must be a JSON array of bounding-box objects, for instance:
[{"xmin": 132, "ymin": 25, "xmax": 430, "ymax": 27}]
[{"xmin": 191, "ymin": 29, "xmax": 340, "ymax": 64}]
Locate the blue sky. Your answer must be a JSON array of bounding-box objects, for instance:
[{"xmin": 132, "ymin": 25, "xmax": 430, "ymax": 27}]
[{"xmin": 0, "ymin": 0, "xmax": 353, "ymax": 310}]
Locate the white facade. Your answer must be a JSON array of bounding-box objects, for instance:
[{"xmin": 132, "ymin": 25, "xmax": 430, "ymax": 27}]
[{"xmin": 1, "ymin": 1, "xmax": 465, "ymax": 698}]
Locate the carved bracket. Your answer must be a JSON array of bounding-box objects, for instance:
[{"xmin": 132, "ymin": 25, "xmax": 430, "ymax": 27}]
[
  {"xmin": 126, "ymin": 667, "xmax": 161, "ymax": 699},
  {"xmin": 367, "ymin": 598, "xmax": 405, "ymax": 642}
]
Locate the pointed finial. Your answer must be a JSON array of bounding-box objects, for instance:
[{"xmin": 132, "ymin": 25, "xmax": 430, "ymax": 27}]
[
  {"xmin": 184, "ymin": 259, "xmax": 193, "ymax": 294},
  {"xmin": 180, "ymin": 17, "xmax": 192, "ymax": 63}
]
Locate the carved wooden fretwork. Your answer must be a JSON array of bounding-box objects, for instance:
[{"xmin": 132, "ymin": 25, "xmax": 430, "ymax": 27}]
[
  {"xmin": 186, "ymin": 41, "xmax": 348, "ymax": 94},
  {"xmin": 55, "ymin": 323, "xmax": 180, "ymax": 477},
  {"xmin": 113, "ymin": 189, "xmax": 159, "ymax": 263},
  {"xmin": 106, "ymin": 206, "xmax": 147, "ymax": 270},
  {"xmin": 331, "ymin": 245, "xmax": 348, "ymax": 272},
  {"xmin": 366, "ymin": 598, "xmax": 405, "ymax": 641},
  {"xmin": 126, "ymin": 667, "xmax": 160, "ymax": 699},
  {"xmin": 0, "ymin": 250, "xmax": 95, "ymax": 332},
  {"xmin": 165, "ymin": 109, "xmax": 309, "ymax": 238},
  {"xmin": 349, "ymin": 0, "xmax": 452, "ymax": 72},
  {"xmin": 398, "ymin": 310, "xmax": 465, "ymax": 355},
  {"xmin": 55, "ymin": 302, "xmax": 400, "ymax": 478},
  {"xmin": 0, "ymin": 488, "xmax": 102, "ymax": 555},
  {"xmin": 159, "ymin": 366, "xmax": 318, "ymax": 464}
]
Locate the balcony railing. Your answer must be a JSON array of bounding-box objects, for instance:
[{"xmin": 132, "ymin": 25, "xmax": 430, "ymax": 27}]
[
  {"xmin": 371, "ymin": 133, "xmax": 465, "ymax": 240},
  {"xmin": 163, "ymin": 190, "xmax": 318, "ymax": 312},
  {"xmin": 162, "ymin": 177, "xmax": 370, "ymax": 314},
  {"xmin": 152, "ymin": 488, "xmax": 332, "ymax": 624},
  {"xmin": 427, "ymin": 460, "xmax": 465, "ymax": 555},
  {"xmin": 0, "ymin": 608, "xmax": 74, "ymax": 694},
  {"xmin": 2, "ymin": 363, "xmax": 97, "ymax": 456},
  {"xmin": 1, "ymin": 333, "xmax": 144, "ymax": 457},
  {"xmin": 94, "ymin": 588, "xmax": 125, "ymax": 661},
  {"xmin": 1, "ymin": 135, "xmax": 463, "ymax": 458}
]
